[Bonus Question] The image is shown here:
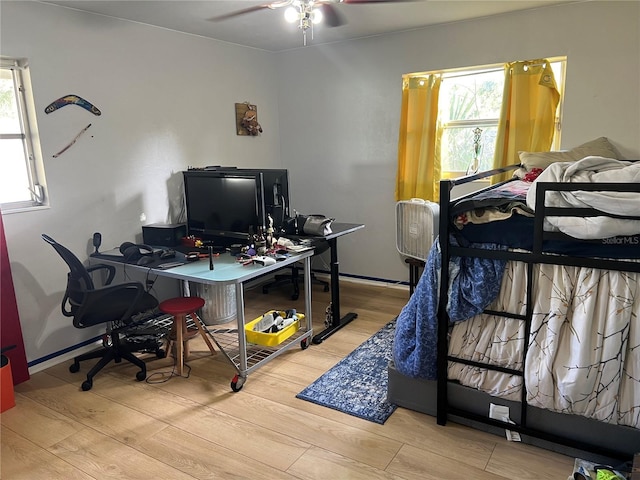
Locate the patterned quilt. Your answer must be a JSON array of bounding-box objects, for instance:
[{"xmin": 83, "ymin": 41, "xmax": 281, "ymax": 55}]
[
  {"xmin": 447, "ymin": 259, "xmax": 640, "ymax": 428},
  {"xmin": 393, "ymin": 235, "xmax": 640, "ymax": 428}
]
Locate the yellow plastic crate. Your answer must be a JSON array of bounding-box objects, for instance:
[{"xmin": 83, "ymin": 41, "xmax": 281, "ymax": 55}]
[{"xmin": 244, "ymin": 310, "xmax": 303, "ymax": 347}]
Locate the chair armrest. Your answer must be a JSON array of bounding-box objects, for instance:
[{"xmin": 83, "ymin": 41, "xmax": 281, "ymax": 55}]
[{"xmin": 86, "ymin": 263, "xmax": 116, "ymax": 285}]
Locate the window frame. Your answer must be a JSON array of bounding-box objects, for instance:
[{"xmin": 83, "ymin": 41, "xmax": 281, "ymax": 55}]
[
  {"xmin": 0, "ymin": 57, "xmax": 48, "ymax": 213},
  {"xmin": 409, "ymin": 58, "xmax": 566, "ymax": 178}
]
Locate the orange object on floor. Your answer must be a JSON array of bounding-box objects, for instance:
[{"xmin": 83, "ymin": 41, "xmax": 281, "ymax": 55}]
[
  {"xmin": 0, "ymin": 355, "xmax": 16, "ymax": 413},
  {"xmin": 159, "ymin": 296, "xmax": 216, "ymax": 376}
]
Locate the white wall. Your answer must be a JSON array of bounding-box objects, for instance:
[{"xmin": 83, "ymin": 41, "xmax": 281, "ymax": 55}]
[
  {"xmin": 1, "ymin": 1, "xmax": 282, "ymax": 369},
  {"xmin": 276, "ymin": 0, "xmax": 640, "ymax": 282},
  {"xmin": 2, "ymin": 1, "xmax": 639, "ymax": 370}
]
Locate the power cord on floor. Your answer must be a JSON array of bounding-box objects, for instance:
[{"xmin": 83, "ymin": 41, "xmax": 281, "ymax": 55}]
[
  {"xmin": 144, "ymin": 312, "xmax": 211, "ymax": 383},
  {"xmin": 145, "ymin": 359, "xmax": 192, "ymax": 383}
]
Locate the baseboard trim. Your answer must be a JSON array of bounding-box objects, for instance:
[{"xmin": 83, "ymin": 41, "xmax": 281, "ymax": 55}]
[{"xmin": 28, "ymin": 338, "xmax": 102, "ymax": 374}]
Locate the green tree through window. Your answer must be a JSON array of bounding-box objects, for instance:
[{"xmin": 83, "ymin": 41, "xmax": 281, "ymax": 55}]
[{"xmin": 436, "ymin": 60, "xmax": 564, "ymax": 176}]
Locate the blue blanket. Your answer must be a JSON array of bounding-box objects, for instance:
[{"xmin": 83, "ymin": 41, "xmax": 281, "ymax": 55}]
[{"xmin": 393, "ymin": 236, "xmax": 507, "ymax": 380}]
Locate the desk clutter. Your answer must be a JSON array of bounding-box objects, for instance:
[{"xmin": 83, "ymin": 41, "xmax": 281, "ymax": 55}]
[
  {"xmin": 251, "ymin": 309, "xmax": 299, "ymax": 333},
  {"xmin": 245, "ymin": 310, "xmax": 304, "ymax": 347},
  {"xmin": 174, "ymin": 233, "xmax": 316, "ymax": 269},
  {"xmin": 128, "ymin": 209, "xmax": 334, "ymax": 271},
  {"xmin": 90, "ymin": 225, "xmax": 318, "ymax": 273}
]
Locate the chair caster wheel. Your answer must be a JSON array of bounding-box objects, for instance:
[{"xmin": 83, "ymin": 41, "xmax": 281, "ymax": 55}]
[
  {"xmin": 136, "ymin": 371, "xmax": 146, "ymax": 382},
  {"xmin": 69, "ymin": 362, "xmax": 80, "ymax": 373},
  {"xmin": 291, "ymin": 293, "xmax": 299, "ymax": 301},
  {"xmin": 156, "ymin": 348, "xmax": 166, "ymax": 358},
  {"xmin": 81, "ymin": 380, "xmax": 93, "ymax": 391}
]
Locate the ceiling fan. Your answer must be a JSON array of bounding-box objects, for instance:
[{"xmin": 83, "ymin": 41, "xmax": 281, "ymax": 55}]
[{"xmin": 209, "ymin": 0, "xmax": 416, "ymax": 45}]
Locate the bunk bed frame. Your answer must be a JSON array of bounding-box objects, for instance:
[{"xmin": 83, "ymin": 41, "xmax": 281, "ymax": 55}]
[
  {"xmin": 438, "ymin": 164, "xmax": 640, "ymax": 462},
  {"xmin": 388, "ymin": 163, "xmax": 640, "ymax": 465}
]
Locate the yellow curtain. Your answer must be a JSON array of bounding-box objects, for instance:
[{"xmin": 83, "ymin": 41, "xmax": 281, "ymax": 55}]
[
  {"xmin": 493, "ymin": 59, "xmax": 560, "ymax": 182},
  {"xmin": 395, "ymin": 74, "xmax": 442, "ymax": 202}
]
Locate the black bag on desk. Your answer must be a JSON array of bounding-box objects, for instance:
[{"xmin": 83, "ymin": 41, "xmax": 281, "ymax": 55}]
[
  {"xmin": 282, "ymin": 216, "xmax": 298, "ymax": 235},
  {"xmin": 303, "ymin": 215, "xmax": 333, "ymax": 236},
  {"xmin": 281, "ymin": 214, "xmax": 333, "ymax": 236}
]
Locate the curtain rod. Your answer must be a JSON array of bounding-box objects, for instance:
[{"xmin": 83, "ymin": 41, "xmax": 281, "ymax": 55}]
[{"xmin": 408, "ymin": 59, "xmax": 550, "ymax": 81}]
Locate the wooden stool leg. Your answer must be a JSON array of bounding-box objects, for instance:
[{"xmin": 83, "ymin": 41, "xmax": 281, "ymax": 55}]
[
  {"xmin": 166, "ymin": 322, "xmax": 176, "ymax": 359},
  {"xmin": 175, "ymin": 314, "xmax": 184, "ymax": 376},
  {"xmin": 182, "ymin": 318, "xmax": 191, "ymax": 359},
  {"xmin": 190, "ymin": 311, "xmax": 216, "ymax": 356}
]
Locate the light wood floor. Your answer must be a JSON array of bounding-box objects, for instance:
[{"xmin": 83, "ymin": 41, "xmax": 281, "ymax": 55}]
[{"xmin": 1, "ymin": 277, "xmax": 575, "ymax": 479}]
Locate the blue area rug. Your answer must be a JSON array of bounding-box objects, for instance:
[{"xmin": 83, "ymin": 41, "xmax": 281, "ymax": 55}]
[{"xmin": 296, "ymin": 319, "xmax": 397, "ymax": 424}]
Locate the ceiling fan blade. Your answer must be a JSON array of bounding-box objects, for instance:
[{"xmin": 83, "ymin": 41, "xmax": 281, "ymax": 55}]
[
  {"xmin": 321, "ymin": 3, "xmax": 347, "ymax": 27},
  {"xmin": 207, "ymin": 4, "xmax": 273, "ymax": 22},
  {"xmin": 340, "ymin": 0, "xmax": 419, "ymax": 3}
]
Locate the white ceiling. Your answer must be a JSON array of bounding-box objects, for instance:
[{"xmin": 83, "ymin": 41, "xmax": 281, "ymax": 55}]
[{"xmin": 41, "ymin": 0, "xmax": 579, "ymax": 52}]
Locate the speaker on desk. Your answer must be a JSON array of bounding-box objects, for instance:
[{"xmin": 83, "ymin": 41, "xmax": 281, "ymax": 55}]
[{"xmin": 142, "ymin": 223, "xmax": 186, "ymax": 248}]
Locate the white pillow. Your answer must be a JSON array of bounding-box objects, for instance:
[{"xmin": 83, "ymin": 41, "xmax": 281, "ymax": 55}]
[{"xmin": 518, "ymin": 137, "xmax": 619, "ymax": 172}]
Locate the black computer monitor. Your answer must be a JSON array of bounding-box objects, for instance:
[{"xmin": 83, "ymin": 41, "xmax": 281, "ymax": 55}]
[
  {"xmin": 183, "ymin": 170, "xmax": 266, "ymax": 246},
  {"xmin": 184, "ymin": 167, "xmax": 290, "ymax": 234}
]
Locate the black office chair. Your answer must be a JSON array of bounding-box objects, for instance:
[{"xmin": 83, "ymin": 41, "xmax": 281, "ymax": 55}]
[
  {"xmin": 43, "ymin": 234, "xmax": 160, "ymax": 391},
  {"xmin": 262, "ymin": 239, "xmax": 330, "ymax": 300}
]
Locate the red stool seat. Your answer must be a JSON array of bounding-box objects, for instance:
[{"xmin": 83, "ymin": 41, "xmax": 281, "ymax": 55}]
[
  {"xmin": 158, "ymin": 296, "xmax": 214, "ymax": 376},
  {"xmin": 159, "ymin": 297, "xmax": 205, "ymax": 315}
]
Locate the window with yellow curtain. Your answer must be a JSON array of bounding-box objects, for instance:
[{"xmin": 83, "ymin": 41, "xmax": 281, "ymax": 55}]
[{"xmin": 395, "ymin": 58, "xmax": 565, "ymax": 201}]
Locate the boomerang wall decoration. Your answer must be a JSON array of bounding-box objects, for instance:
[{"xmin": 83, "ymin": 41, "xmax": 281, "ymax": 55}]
[
  {"xmin": 45, "ymin": 94, "xmax": 101, "ymax": 116},
  {"xmin": 46, "ymin": 94, "xmax": 100, "ymax": 157}
]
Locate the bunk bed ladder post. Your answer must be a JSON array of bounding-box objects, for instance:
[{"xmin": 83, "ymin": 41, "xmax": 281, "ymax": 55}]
[
  {"xmin": 436, "ymin": 179, "xmax": 454, "ymax": 426},
  {"xmin": 532, "ymin": 182, "xmax": 549, "ymax": 254},
  {"xmin": 520, "ymin": 181, "xmax": 548, "ymax": 428},
  {"xmin": 519, "ymin": 260, "xmax": 535, "ymax": 428}
]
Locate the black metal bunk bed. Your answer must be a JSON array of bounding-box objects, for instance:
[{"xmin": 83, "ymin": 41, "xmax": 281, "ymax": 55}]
[{"xmin": 389, "ymin": 161, "xmax": 640, "ymax": 465}]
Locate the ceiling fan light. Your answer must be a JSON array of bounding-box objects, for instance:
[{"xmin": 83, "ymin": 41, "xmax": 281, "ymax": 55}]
[
  {"xmin": 311, "ymin": 8, "xmax": 323, "ymax": 25},
  {"xmin": 284, "ymin": 6, "xmax": 300, "ymax": 23}
]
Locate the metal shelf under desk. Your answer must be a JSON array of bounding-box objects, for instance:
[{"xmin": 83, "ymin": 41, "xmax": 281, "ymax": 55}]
[{"xmin": 206, "ymin": 320, "xmax": 313, "ymax": 391}]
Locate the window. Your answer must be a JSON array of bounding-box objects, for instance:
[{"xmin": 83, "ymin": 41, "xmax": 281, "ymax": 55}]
[
  {"xmin": 432, "ymin": 58, "xmax": 565, "ymax": 176},
  {"xmin": 0, "ymin": 57, "xmax": 47, "ymax": 212}
]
